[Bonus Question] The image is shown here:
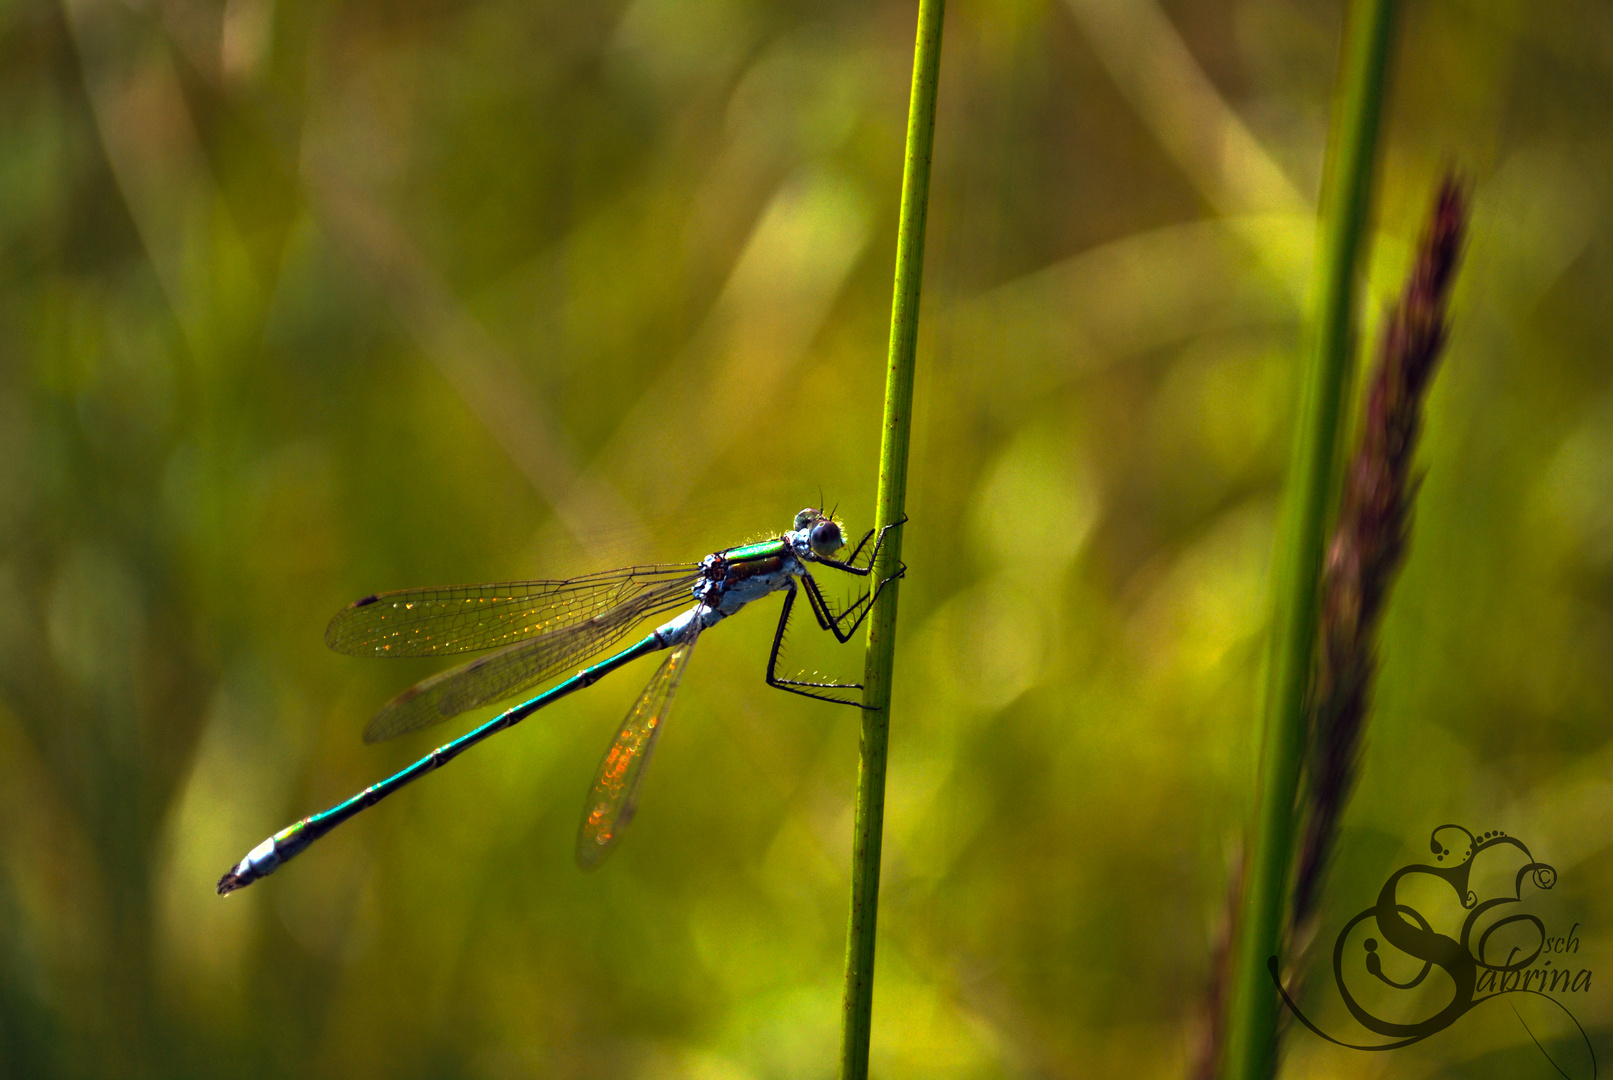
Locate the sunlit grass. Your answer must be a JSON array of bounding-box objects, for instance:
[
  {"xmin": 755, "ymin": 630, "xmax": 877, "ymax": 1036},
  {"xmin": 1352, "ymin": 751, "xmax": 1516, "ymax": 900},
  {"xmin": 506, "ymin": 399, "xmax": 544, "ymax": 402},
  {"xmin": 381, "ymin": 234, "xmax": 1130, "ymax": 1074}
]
[{"xmin": 839, "ymin": 0, "xmax": 946, "ymax": 1076}]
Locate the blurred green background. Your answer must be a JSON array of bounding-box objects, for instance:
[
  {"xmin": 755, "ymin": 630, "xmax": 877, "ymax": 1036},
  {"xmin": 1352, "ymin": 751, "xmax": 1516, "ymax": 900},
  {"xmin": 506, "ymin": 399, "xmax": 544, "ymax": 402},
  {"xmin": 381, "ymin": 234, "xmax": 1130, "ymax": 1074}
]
[{"xmin": 2, "ymin": 0, "xmax": 1610, "ymax": 1075}]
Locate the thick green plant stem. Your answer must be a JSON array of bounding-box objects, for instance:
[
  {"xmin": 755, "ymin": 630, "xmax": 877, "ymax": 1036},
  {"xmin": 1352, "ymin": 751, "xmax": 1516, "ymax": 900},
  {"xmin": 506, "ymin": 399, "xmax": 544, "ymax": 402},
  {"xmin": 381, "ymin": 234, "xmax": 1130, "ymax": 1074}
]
[
  {"xmin": 1221, "ymin": 2, "xmax": 1398, "ymax": 1078},
  {"xmin": 838, "ymin": 0, "xmax": 944, "ymax": 1076}
]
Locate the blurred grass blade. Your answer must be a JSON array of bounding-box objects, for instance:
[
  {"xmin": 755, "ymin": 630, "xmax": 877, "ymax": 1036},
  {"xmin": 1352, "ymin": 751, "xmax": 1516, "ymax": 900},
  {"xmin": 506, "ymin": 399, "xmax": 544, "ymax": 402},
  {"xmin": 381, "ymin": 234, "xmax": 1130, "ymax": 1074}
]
[
  {"xmin": 1221, "ymin": 1, "xmax": 1400, "ymax": 1078},
  {"xmin": 838, "ymin": 0, "xmax": 945, "ymax": 1076}
]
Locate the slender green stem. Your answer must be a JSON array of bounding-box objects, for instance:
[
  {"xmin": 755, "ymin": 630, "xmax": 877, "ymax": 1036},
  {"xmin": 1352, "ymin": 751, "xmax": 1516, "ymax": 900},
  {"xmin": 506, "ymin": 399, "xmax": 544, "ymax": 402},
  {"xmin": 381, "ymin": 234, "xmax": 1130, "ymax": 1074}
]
[
  {"xmin": 1220, "ymin": 2, "xmax": 1398, "ymax": 1078},
  {"xmin": 838, "ymin": 0, "xmax": 945, "ymax": 1076}
]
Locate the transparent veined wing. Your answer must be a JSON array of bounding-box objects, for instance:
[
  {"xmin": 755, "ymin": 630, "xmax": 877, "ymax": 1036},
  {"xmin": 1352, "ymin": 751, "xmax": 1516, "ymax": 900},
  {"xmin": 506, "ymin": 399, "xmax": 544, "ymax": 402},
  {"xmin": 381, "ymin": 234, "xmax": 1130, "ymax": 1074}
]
[
  {"xmin": 575, "ymin": 615, "xmax": 703, "ymax": 869},
  {"xmin": 325, "ymin": 564, "xmax": 702, "ymax": 657},
  {"xmin": 360, "ymin": 575, "xmax": 697, "ymax": 743}
]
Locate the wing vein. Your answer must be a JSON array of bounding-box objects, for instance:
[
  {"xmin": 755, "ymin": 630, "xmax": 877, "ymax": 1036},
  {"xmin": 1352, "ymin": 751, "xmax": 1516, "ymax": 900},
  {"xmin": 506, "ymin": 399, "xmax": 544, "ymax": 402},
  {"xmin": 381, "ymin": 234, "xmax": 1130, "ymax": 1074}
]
[
  {"xmin": 327, "ymin": 564, "xmax": 701, "ymax": 658},
  {"xmin": 360, "ymin": 576, "xmax": 700, "ymax": 742},
  {"xmin": 575, "ymin": 610, "xmax": 703, "ymax": 868}
]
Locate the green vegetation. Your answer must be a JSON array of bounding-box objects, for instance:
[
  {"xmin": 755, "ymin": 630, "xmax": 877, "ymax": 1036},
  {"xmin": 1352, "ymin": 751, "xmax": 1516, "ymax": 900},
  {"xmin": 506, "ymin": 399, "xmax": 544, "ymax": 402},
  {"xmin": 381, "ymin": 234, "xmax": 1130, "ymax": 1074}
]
[
  {"xmin": 1, "ymin": 0, "xmax": 1610, "ymax": 1077},
  {"xmin": 1223, "ymin": 2, "xmax": 1397, "ymax": 1077},
  {"xmin": 840, "ymin": 0, "xmax": 944, "ymax": 1075}
]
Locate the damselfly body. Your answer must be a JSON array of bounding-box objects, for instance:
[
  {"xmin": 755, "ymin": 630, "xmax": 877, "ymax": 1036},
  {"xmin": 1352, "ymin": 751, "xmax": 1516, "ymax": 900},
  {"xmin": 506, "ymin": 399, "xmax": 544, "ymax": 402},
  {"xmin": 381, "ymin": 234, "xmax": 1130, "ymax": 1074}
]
[{"xmin": 217, "ymin": 509, "xmax": 902, "ymax": 893}]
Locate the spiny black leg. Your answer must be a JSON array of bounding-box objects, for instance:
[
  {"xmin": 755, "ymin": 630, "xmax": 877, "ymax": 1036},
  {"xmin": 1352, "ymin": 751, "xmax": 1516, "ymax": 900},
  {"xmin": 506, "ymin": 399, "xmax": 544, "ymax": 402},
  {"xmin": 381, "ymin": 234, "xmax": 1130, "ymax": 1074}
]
[
  {"xmin": 799, "ymin": 571, "xmax": 837, "ymax": 631},
  {"xmin": 838, "ymin": 529, "xmax": 877, "ymax": 570},
  {"xmin": 766, "ymin": 580, "xmax": 870, "ymax": 709},
  {"xmin": 804, "ymin": 574, "xmax": 867, "ymax": 641},
  {"xmin": 845, "ymin": 512, "xmax": 907, "ymax": 568},
  {"xmin": 815, "ymin": 514, "xmax": 908, "ymax": 576},
  {"xmin": 803, "ymin": 568, "xmax": 903, "ymax": 644}
]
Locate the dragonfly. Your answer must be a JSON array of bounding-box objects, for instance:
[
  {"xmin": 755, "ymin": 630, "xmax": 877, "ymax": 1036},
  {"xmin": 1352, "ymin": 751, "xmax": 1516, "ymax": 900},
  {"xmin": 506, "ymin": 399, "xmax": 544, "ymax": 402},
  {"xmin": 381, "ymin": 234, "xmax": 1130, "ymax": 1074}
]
[{"xmin": 217, "ymin": 508, "xmax": 903, "ymax": 894}]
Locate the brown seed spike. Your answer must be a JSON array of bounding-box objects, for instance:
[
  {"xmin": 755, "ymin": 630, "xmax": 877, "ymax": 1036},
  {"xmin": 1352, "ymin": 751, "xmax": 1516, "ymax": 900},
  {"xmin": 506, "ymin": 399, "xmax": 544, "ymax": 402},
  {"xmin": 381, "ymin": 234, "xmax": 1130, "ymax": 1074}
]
[
  {"xmin": 1292, "ymin": 174, "xmax": 1469, "ymax": 932},
  {"xmin": 1194, "ymin": 176, "xmax": 1471, "ymax": 1080}
]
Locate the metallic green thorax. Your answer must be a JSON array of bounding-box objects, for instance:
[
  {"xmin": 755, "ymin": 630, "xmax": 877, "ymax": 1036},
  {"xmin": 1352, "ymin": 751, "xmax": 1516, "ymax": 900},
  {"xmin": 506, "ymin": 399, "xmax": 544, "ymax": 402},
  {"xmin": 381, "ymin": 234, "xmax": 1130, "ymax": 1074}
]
[{"xmin": 721, "ymin": 539, "xmax": 789, "ymax": 562}]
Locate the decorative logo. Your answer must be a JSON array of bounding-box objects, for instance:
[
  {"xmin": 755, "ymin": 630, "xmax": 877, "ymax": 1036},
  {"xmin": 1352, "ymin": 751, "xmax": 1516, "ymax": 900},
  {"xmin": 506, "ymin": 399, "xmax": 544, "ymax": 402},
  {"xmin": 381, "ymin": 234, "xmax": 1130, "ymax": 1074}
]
[{"xmin": 1272, "ymin": 825, "xmax": 1596, "ymax": 1078}]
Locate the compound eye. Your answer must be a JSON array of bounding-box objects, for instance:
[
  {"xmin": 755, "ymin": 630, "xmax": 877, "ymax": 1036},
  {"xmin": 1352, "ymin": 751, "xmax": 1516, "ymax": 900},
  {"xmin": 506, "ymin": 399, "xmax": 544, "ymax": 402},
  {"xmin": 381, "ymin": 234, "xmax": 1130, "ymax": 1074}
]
[
  {"xmin": 810, "ymin": 519, "xmax": 844, "ymax": 556},
  {"xmin": 794, "ymin": 508, "xmax": 817, "ymax": 531}
]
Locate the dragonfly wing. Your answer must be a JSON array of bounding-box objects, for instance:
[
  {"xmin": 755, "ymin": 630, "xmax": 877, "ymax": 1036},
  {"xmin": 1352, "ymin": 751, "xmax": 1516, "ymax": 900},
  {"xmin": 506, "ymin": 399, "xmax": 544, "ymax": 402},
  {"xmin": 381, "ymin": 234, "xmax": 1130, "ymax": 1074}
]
[
  {"xmin": 326, "ymin": 564, "xmax": 701, "ymax": 657},
  {"xmin": 575, "ymin": 619, "xmax": 702, "ymax": 869},
  {"xmin": 361, "ymin": 578, "xmax": 696, "ymax": 742}
]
